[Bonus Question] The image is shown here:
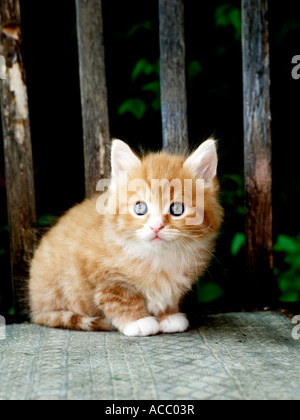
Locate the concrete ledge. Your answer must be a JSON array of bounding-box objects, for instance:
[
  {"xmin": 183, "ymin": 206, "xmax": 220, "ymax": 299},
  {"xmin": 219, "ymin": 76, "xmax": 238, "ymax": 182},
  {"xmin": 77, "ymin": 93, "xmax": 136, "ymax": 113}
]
[{"xmin": 0, "ymin": 312, "xmax": 299, "ymax": 400}]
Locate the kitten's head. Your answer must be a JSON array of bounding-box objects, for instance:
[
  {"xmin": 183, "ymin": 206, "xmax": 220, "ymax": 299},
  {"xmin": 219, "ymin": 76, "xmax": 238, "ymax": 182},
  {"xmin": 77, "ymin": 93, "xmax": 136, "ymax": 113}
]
[{"xmin": 106, "ymin": 139, "xmax": 223, "ymax": 256}]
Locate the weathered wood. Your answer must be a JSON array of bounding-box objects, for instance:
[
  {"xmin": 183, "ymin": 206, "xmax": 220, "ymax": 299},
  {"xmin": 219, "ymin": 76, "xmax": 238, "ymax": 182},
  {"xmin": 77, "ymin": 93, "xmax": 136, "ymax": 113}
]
[
  {"xmin": 76, "ymin": 0, "xmax": 111, "ymax": 198},
  {"xmin": 242, "ymin": 0, "xmax": 275, "ymax": 304},
  {"xmin": 0, "ymin": 0, "xmax": 37, "ymax": 316},
  {"xmin": 159, "ymin": 0, "xmax": 188, "ymax": 154}
]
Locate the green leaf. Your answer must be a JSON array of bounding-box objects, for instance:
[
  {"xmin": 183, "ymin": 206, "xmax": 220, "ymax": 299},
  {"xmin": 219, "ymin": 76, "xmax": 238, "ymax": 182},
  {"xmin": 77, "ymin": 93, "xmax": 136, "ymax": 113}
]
[
  {"xmin": 279, "ymin": 291, "xmax": 299, "ymax": 303},
  {"xmin": 237, "ymin": 206, "xmax": 245, "ymax": 215},
  {"xmin": 285, "ymin": 254, "xmax": 300, "ymax": 269},
  {"xmin": 215, "ymin": 4, "xmax": 241, "ymax": 40},
  {"xmin": 8, "ymin": 307, "xmax": 15, "ymax": 315},
  {"xmin": 141, "ymin": 80, "xmax": 160, "ymax": 94},
  {"xmin": 127, "ymin": 21, "xmax": 152, "ymax": 37},
  {"xmin": 0, "ymin": 248, "xmax": 5, "ymax": 256},
  {"xmin": 231, "ymin": 233, "xmax": 245, "ymax": 256},
  {"xmin": 274, "ymin": 235, "xmax": 300, "ymax": 254},
  {"xmin": 131, "ymin": 59, "xmax": 155, "ymax": 81},
  {"xmin": 294, "ymin": 277, "xmax": 300, "ymax": 289},
  {"xmin": 278, "ymin": 277, "xmax": 293, "ymax": 293},
  {"xmin": 150, "ymin": 97, "xmax": 161, "ymax": 112},
  {"xmin": 118, "ymin": 98, "xmax": 147, "ymax": 119},
  {"xmin": 274, "ymin": 234, "xmax": 300, "ymax": 302},
  {"xmin": 197, "ymin": 282, "xmax": 223, "ymax": 303},
  {"xmin": 188, "ymin": 60, "xmax": 203, "ymax": 79}
]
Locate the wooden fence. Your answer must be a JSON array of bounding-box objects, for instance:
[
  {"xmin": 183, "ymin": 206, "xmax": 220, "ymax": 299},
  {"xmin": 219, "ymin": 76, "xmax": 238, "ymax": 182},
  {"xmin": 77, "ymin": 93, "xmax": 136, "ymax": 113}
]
[{"xmin": 0, "ymin": 0, "xmax": 275, "ymax": 317}]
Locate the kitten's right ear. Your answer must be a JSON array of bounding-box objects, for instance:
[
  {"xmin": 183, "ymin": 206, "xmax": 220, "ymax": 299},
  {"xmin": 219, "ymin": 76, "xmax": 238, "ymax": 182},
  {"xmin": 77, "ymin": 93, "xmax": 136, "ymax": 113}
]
[
  {"xmin": 183, "ymin": 139, "xmax": 218, "ymax": 183},
  {"xmin": 111, "ymin": 139, "xmax": 141, "ymax": 179}
]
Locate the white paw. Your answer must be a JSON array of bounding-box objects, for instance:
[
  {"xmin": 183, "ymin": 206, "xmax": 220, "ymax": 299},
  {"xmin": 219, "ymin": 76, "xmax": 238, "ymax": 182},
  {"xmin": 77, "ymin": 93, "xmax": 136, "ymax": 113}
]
[
  {"xmin": 123, "ymin": 316, "xmax": 160, "ymax": 337},
  {"xmin": 159, "ymin": 313, "xmax": 189, "ymax": 334}
]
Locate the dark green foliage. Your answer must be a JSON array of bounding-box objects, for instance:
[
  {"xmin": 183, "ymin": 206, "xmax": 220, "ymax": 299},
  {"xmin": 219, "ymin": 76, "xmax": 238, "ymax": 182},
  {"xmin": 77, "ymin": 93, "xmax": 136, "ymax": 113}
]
[
  {"xmin": 274, "ymin": 235, "xmax": 300, "ymax": 302},
  {"xmin": 118, "ymin": 57, "xmax": 160, "ymax": 119},
  {"xmin": 215, "ymin": 3, "xmax": 242, "ymax": 41},
  {"xmin": 197, "ymin": 282, "xmax": 223, "ymax": 303},
  {"xmin": 231, "ymin": 233, "xmax": 246, "ymax": 257},
  {"xmin": 118, "ymin": 98, "xmax": 147, "ymax": 120}
]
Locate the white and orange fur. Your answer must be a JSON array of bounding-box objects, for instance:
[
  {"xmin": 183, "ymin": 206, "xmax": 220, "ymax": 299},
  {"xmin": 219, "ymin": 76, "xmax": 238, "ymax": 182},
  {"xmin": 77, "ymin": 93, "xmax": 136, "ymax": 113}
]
[{"xmin": 29, "ymin": 139, "xmax": 223, "ymax": 336}]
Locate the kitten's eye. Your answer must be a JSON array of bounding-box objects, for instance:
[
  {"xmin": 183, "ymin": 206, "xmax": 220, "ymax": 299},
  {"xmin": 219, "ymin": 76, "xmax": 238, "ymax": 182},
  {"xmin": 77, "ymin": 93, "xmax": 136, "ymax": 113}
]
[
  {"xmin": 170, "ymin": 203, "xmax": 185, "ymax": 216},
  {"xmin": 134, "ymin": 201, "xmax": 148, "ymax": 216}
]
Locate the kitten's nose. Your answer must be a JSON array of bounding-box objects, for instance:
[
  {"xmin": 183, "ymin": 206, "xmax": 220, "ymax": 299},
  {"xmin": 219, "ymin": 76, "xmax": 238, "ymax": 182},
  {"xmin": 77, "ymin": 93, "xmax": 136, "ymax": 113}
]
[{"xmin": 150, "ymin": 224, "xmax": 165, "ymax": 234}]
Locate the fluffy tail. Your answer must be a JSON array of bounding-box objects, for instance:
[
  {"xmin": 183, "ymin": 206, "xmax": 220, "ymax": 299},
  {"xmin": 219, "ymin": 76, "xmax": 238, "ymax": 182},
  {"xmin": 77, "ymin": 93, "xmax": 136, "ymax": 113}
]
[{"xmin": 31, "ymin": 311, "xmax": 113, "ymax": 331}]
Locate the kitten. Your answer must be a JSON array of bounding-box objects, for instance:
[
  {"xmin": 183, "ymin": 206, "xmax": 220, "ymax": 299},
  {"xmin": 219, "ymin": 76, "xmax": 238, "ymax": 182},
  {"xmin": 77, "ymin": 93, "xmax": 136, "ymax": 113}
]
[{"xmin": 29, "ymin": 139, "xmax": 223, "ymax": 336}]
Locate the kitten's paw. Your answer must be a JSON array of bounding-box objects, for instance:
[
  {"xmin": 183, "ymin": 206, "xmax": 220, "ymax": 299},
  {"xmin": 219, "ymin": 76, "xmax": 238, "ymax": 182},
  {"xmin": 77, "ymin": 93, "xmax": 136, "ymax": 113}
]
[
  {"xmin": 123, "ymin": 316, "xmax": 160, "ymax": 337},
  {"xmin": 159, "ymin": 313, "xmax": 189, "ymax": 334}
]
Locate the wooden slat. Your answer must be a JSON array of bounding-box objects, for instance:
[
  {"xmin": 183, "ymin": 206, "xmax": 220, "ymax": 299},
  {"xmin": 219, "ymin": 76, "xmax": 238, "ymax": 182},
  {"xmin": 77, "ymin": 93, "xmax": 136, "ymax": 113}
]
[
  {"xmin": 242, "ymin": 0, "xmax": 275, "ymax": 304},
  {"xmin": 76, "ymin": 0, "xmax": 111, "ymax": 198},
  {"xmin": 0, "ymin": 0, "xmax": 37, "ymax": 317},
  {"xmin": 159, "ymin": 0, "xmax": 188, "ymax": 154}
]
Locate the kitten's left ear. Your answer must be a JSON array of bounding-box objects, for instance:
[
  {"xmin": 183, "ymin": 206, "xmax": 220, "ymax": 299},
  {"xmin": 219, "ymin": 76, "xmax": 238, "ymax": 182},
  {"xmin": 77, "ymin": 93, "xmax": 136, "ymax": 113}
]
[
  {"xmin": 111, "ymin": 139, "xmax": 141, "ymax": 179},
  {"xmin": 184, "ymin": 139, "xmax": 218, "ymax": 182}
]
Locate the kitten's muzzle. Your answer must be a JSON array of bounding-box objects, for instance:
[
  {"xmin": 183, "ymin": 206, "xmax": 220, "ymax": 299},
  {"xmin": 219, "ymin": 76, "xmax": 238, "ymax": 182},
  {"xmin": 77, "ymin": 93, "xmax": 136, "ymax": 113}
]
[{"xmin": 150, "ymin": 224, "xmax": 165, "ymax": 235}]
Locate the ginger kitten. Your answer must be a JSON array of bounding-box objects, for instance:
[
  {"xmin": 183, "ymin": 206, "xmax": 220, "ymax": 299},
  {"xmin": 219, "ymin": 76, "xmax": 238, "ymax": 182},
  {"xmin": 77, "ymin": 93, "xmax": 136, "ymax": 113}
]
[{"xmin": 29, "ymin": 139, "xmax": 223, "ymax": 336}]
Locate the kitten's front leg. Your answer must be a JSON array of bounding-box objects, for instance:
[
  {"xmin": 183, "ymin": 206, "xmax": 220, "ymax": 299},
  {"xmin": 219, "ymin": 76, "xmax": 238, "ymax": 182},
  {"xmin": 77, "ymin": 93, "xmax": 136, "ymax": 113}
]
[
  {"xmin": 95, "ymin": 283, "xmax": 160, "ymax": 337},
  {"xmin": 158, "ymin": 311, "xmax": 189, "ymax": 334}
]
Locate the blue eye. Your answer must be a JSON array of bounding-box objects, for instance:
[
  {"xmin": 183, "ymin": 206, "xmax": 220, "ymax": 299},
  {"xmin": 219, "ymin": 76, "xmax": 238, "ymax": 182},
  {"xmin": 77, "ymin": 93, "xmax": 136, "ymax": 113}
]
[
  {"xmin": 134, "ymin": 202, "xmax": 148, "ymax": 216},
  {"xmin": 170, "ymin": 203, "xmax": 184, "ymax": 216}
]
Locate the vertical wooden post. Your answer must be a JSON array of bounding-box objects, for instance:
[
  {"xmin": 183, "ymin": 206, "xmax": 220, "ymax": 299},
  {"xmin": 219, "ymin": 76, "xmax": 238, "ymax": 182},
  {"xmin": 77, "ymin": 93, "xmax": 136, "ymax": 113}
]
[
  {"xmin": 0, "ymin": 0, "xmax": 37, "ymax": 316},
  {"xmin": 242, "ymin": 0, "xmax": 275, "ymax": 304},
  {"xmin": 76, "ymin": 0, "xmax": 111, "ymax": 198},
  {"xmin": 159, "ymin": 0, "xmax": 189, "ymax": 154}
]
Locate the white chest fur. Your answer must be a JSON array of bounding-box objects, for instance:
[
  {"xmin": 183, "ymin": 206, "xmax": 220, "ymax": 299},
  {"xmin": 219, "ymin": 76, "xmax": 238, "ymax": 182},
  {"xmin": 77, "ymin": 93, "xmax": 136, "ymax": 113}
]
[{"xmin": 141, "ymin": 269, "xmax": 192, "ymax": 316}]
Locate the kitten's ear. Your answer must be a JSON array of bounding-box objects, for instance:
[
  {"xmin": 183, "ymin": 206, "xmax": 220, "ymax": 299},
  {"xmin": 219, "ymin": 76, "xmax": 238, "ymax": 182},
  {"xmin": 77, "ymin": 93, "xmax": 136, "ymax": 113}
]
[
  {"xmin": 111, "ymin": 139, "xmax": 141, "ymax": 179},
  {"xmin": 184, "ymin": 139, "xmax": 218, "ymax": 182}
]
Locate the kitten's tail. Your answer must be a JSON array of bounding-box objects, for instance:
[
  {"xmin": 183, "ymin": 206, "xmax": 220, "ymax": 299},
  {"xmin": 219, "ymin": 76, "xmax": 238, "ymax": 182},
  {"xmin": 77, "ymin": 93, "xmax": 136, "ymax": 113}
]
[{"xmin": 31, "ymin": 311, "xmax": 113, "ymax": 332}]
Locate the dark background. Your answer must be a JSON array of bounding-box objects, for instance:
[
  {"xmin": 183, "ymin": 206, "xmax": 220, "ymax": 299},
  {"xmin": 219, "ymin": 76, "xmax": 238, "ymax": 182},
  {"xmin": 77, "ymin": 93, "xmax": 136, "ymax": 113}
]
[{"xmin": 1, "ymin": 0, "xmax": 300, "ymax": 317}]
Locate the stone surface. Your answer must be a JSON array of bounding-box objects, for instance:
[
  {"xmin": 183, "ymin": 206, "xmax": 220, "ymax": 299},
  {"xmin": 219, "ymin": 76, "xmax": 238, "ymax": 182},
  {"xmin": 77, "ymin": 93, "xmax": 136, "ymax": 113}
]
[{"xmin": 0, "ymin": 312, "xmax": 299, "ymax": 400}]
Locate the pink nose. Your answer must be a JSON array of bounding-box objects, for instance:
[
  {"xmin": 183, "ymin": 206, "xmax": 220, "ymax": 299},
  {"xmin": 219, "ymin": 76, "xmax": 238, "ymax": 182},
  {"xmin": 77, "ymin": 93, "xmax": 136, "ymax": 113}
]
[{"xmin": 151, "ymin": 225, "xmax": 165, "ymax": 234}]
